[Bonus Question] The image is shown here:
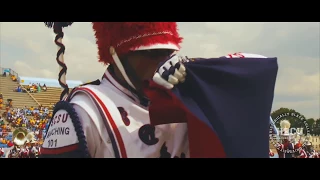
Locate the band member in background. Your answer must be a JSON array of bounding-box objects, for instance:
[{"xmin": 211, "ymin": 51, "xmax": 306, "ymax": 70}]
[
  {"xmin": 37, "ymin": 145, "xmax": 41, "ymax": 156},
  {"xmin": 269, "ymin": 149, "xmax": 274, "ymax": 157},
  {"xmin": 310, "ymin": 149, "xmax": 319, "ymax": 158},
  {"xmin": 29, "ymin": 139, "xmax": 38, "ymax": 158},
  {"xmin": 0, "ymin": 147, "xmax": 4, "ymax": 157},
  {"xmin": 275, "ymin": 141, "xmax": 284, "ymax": 158},
  {"xmin": 298, "ymin": 146, "xmax": 308, "ymax": 158},
  {"xmin": 294, "ymin": 139, "xmax": 303, "ymax": 158},
  {"xmin": 283, "ymin": 139, "xmax": 294, "ymax": 158},
  {"xmin": 304, "ymin": 137, "xmax": 313, "ymax": 158},
  {"xmin": 291, "ymin": 139, "xmax": 296, "ymax": 152},
  {"xmin": 40, "ymin": 22, "xmax": 278, "ymax": 158},
  {"xmin": 8, "ymin": 146, "xmax": 20, "ymax": 158},
  {"xmin": 19, "ymin": 146, "xmax": 29, "ymax": 158},
  {"xmin": 278, "ymin": 120, "xmax": 294, "ymax": 158}
]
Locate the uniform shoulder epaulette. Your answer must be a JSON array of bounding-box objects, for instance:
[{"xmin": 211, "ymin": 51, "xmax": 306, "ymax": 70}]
[
  {"xmin": 40, "ymin": 100, "xmax": 90, "ymax": 158},
  {"xmin": 68, "ymin": 79, "xmax": 101, "ymax": 100}
]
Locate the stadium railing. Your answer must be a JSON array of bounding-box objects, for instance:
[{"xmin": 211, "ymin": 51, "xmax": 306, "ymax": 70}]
[
  {"xmin": 22, "ymin": 87, "xmax": 41, "ymax": 106},
  {"xmin": 1, "ymin": 67, "xmax": 19, "ymax": 81}
]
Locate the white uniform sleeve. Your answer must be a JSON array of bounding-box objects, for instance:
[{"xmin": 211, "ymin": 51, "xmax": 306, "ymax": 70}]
[
  {"xmin": 72, "ymin": 104, "xmax": 101, "ymax": 157},
  {"xmin": 70, "ymin": 93, "xmax": 114, "ymax": 158}
]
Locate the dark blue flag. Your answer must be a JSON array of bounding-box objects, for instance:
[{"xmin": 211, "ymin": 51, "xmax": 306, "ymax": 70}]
[
  {"xmin": 270, "ymin": 116, "xmax": 279, "ymax": 135},
  {"xmin": 144, "ymin": 57, "xmax": 278, "ymax": 158}
]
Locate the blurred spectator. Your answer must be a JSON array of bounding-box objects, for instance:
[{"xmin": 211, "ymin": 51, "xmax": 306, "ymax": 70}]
[
  {"xmin": 22, "ymin": 82, "xmax": 46, "ymax": 93},
  {"xmin": 1, "ymin": 104, "xmax": 52, "ymax": 158},
  {"xmin": 11, "ymin": 75, "xmax": 17, "ymax": 82},
  {"xmin": 0, "ymin": 98, "xmax": 3, "ymax": 110},
  {"xmin": 43, "ymin": 84, "xmax": 47, "ymax": 91},
  {"xmin": 13, "ymin": 85, "xmax": 22, "ymax": 92},
  {"xmin": 7, "ymin": 99, "xmax": 13, "ymax": 108}
]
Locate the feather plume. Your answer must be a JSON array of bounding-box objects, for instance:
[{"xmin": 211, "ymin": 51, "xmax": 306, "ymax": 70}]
[{"xmin": 280, "ymin": 120, "xmax": 290, "ymax": 129}]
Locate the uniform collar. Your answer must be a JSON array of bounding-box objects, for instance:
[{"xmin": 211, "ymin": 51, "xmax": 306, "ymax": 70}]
[{"xmin": 101, "ymin": 68, "xmax": 149, "ymax": 107}]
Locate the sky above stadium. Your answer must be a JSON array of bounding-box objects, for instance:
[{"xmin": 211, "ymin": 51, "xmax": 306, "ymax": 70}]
[{"xmin": 0, "ymin": 22, "xmax": 319, "ymax": 119}]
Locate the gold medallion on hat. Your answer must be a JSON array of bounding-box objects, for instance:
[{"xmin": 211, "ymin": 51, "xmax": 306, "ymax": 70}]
[{"xmin": 109, "ymin": 46, "xmax": 115, "ymax": 55}]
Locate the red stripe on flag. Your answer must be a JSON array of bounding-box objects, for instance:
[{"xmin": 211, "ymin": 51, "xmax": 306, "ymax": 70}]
[
  {"xmin": 144, "ymin": 80, "xmax": 227, "ymax": 158},
  {"xmin": 186, "ymin": 110, "xmax": 226, "ymax": 158}
]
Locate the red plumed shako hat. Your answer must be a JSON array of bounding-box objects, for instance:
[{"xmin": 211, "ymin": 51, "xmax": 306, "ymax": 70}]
[{"xmin": 92, "ymin": 22, "xmax": 183, "ymax": 65}]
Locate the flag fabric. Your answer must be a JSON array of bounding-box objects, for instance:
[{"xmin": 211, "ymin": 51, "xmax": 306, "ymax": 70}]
[
  {"xmin": 144, "ymin": 57, "xmax": 278, "ymax": 158},
  {"xmin": 270, "ymin": 116, "xmax": 279, "ymax": 135}
]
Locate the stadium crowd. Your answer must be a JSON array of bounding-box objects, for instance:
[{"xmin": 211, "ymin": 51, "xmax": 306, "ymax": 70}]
[
  {"xmin": 13, "ymin": 83, "xmax": 47, "ymax": 93},
  {"xmin": 0, "ymin": 71, "xmax": 53, "ymax": 158},
  {"xmin": 0, "ymin": 105, "xmax": 53, "ymax": 157}
]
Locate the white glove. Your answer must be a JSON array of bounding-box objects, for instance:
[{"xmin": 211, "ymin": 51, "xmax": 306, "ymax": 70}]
[{"xmin": 153, "ymin": 55, "xmax": 188, "ymax": 89}]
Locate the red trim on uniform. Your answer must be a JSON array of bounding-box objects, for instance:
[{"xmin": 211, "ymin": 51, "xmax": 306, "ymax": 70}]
[
  {"xmin": 42, "ymin": 144, "xmax": 78, "ymax": 154},
  {"xmin": 76, "ymin": 87, "xmax": 128, "ymax": 158},
  {"xmin": 228, "ymin": 54, "xmax": 233, "ymax": 58}
]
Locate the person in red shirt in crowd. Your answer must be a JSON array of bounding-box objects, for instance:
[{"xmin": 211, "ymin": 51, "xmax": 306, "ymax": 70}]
[{"xmin": 7, "ymin": 141, "xmax": 14, "ymax": 147}]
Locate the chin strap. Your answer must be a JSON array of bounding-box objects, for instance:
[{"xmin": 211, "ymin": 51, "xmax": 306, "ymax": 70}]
[
  {"xmin": 109, "ymin": 46, "xmax": 149, "ymax": 106},
  {"xmin": 110, "ymin": 46, "xmax": 136, "ymax": 90}
]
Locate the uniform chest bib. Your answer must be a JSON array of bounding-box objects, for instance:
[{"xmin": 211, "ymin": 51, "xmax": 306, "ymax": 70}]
[{"xmin": 73, "ymin": 85, "xmax": 188, "ymax": 158}]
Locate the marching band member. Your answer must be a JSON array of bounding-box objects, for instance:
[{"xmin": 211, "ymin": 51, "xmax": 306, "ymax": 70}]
[
  {"xmin": 38, "ymin": 145, "xmax": 41, "ymax": 156},
  {"xmin": 29, "ymin": 139, "xmax": 38, "ymax": 158},
  {"xmin": 0, "ymin": 147, "xmax": 4, "ymax": 157},
  {"xmin": 304, "ymin": 136, "xmax": 313, "ymax": 158},
  {"xmin": 298, "ymin": 147, "xmax": 308, "ymax": 158},
  {"xmin": 19, "ymin": 146, "xmax": 29, "ymax": 158},
  {"xmin": 280, "ymin": 120, "xmax": 295, "ymax": 158},
  {"xmin": 40, "ymin": 22, "xmax": 278, "ymax": 158},
  {"xmin": 275, "ymin": 141, "xmax": 284, "ymax": 158},
  {"xmin": 310, "ymin": 149, "xmax": 319, "ymax": 158},
  {"xmin": 294, "ymin": 139, "xmax": 303, "ymax": 158},
  {"xmin": 269, "ymin": 149, "xmax": 274, "ymax": 157},
  {"xmin": 8, "ymin": 145, "xmax": 21, "ymax": 158},
  {"xmin": 9, "ymin": 128, "xmax": 27, "ymax": 158}
]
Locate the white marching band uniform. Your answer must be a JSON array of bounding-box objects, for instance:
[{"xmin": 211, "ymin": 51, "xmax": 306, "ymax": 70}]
[
  {"xmin": 310, "ymin": 150, "xmax": 319, "ymax": 158},
  {"xmin": 269, "ymin": 149, "xmax": 274, "ymax": 157},
  {"xmin": 46, "ymin": 71, "xmax": 189, "ymax": 158},
  {"xmin": 6, "ymin": 128, "xmax": 39, "ymax": 158},
  {"xmin": 8, "ymin": 147, "xmax": 20, "ymax": 158},
  {"xmin": 42, "ymin": 53, "xmax": 269, "ymax": 158},
  {"xmin": 40, "ymin": 22, "xmax": 274, "ymax": 158},
  {"xmin": 299, "ymin": 148, "xmax": 308, "ymax": 158},
  {"xmin": 0, "ymin": 148, "xmax": 4, "ymax": 157}
]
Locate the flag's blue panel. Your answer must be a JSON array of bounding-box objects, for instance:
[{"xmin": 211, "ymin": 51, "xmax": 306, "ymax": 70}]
[{"xmin": 171, "ymin": 57, "xmax": 278, "ymax": 158}]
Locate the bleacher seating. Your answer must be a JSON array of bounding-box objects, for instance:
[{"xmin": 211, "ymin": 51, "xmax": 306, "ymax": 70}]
[
  {"xmin": 30, "ymin": 87, "xmax": 71, "ymax": 108},
  {"xmin": 0, "ymin": 76, "xmax": 39, "ymax": 108}
]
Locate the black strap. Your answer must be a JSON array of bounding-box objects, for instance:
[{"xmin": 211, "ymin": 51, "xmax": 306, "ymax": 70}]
[{"xmin": 108, "ymin": 65, "xmax": 149, "ymax": 107}]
